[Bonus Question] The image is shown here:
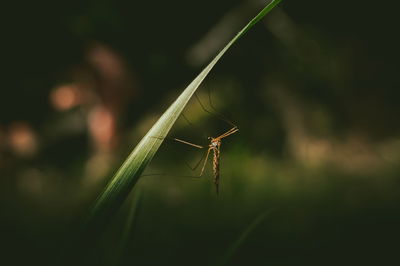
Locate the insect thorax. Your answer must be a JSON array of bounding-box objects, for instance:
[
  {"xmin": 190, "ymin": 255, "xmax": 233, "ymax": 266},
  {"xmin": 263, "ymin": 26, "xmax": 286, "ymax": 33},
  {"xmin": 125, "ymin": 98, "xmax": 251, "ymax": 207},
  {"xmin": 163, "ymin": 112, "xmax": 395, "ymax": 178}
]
[{"xmin": 210, "ymin": 140, "xmax": 219, "ymax": 147}]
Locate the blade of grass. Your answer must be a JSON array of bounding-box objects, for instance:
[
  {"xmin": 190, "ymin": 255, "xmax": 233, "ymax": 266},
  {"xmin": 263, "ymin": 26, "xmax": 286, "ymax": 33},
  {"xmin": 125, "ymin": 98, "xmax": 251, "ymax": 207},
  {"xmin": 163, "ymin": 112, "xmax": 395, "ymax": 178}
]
[
  {"xmin": 86, "ymin": 0, "xmax": 283, "ymax": 231},
  {"xmin": 115, "ymin": 188, "xmax": 142, "ymax": 265},
  {"xmin": 216, "ymin": 209, "xmax": 275, "ymax": 266}
]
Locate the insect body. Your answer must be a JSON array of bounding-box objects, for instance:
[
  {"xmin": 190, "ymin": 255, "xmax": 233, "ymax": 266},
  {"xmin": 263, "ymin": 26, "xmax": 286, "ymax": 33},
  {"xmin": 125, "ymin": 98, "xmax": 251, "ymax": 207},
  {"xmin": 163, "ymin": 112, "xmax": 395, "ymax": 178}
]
[
  {"xmin": 174, "ymin": 126, "xmax": 239, "ymax": 194},
  {"xmin": 210, "ymin": 136, "xmax": 222, "ymax": 194}
]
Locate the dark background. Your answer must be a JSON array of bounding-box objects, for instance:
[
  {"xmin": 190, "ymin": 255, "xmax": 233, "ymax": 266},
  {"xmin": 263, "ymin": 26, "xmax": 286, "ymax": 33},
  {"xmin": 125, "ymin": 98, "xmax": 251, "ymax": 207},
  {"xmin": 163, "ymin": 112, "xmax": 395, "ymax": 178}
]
[{"xmin": 1, "ymin": 0, "xmax": 400, "ymax": 265}]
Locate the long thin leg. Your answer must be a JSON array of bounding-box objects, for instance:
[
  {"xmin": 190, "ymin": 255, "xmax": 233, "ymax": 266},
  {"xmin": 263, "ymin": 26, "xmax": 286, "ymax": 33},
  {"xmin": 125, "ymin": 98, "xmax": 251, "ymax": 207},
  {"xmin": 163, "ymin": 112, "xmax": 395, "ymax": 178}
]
[
  {"xmin": 150, "ymin": 135, "xmax": 204, "ymax": 148},
  {"xmin": 173, "ymin": 138, "xmax": 203, "ymax": 149},
  {"xmin": 184, "ymin": 148, "xmax": 208, "ymax": 171},
  {"xmin": 194, "ymin": 92, "xmax": 237, "ymax": 128},
  {"xmin": 172, "ymin": 137, "xmax": 208, "ymax": 173},
  {"xmin": 181, "ymin": 112, "xmax": 209, "ymax": 139},
  {"xmin": 181, "ymin": 112, "xmax": 194, "ymax": 127},
  {"xmin": 207, "ymin": 87, "xmax": 238, "ymax": 129},
  {"xmin": 199, "ymin": 148, "xmax": 212, "ymax": 177}
]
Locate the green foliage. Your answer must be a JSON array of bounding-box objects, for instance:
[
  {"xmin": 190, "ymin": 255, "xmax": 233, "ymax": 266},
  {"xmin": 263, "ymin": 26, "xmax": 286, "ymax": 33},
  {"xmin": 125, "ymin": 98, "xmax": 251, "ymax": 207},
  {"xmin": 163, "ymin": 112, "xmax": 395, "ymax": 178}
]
[
  {"xmin": 217, "ymin": 210, "xmax": 274, "ymax": 266},
  {"xmin": 86, "ymin": 0, "xmax": 283, "ymax": 232}
]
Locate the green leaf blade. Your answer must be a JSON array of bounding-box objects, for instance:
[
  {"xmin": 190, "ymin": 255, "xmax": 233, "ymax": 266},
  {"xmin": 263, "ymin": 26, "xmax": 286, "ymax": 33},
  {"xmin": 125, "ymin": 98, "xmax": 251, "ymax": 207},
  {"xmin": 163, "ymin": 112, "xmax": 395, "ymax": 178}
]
[{"xmin": 86, "ymin": 0, "xmax": 283, "ymax": 231}]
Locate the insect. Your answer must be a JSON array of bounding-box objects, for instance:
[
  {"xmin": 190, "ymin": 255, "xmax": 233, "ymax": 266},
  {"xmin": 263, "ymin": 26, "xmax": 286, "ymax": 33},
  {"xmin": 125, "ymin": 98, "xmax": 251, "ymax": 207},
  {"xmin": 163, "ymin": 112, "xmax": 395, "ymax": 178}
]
[{"xmin": 174, "ymin": 126, "xmax": 239, "ymax": 194}]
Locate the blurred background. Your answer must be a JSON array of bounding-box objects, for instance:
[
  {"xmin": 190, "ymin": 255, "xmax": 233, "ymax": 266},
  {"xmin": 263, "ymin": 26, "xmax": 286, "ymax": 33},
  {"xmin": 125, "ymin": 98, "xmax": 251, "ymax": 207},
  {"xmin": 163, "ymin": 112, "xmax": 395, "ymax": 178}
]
[{"xmin": 2, "ymin": 0, "xmax": 400, "ymax": 265}]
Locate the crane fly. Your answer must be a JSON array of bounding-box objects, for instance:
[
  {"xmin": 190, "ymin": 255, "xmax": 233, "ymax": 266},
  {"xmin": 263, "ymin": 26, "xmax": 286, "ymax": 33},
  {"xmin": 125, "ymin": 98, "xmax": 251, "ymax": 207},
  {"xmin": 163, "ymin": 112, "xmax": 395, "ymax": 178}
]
[{"xmin": 174, "ymin": 126, "xmax": 239, "ymax": 194}]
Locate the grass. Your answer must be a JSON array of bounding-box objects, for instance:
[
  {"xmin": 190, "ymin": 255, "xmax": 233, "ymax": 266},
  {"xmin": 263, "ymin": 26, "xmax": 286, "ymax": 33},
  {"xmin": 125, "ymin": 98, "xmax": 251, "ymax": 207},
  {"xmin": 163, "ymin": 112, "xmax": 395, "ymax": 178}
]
[
  {"xmin": 216, "ymin": 209, "xmax": 275, "ymax": 266},
  {"xmin": 85, "ymin": 0, "xmax": 283, "ymax": 243}
]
